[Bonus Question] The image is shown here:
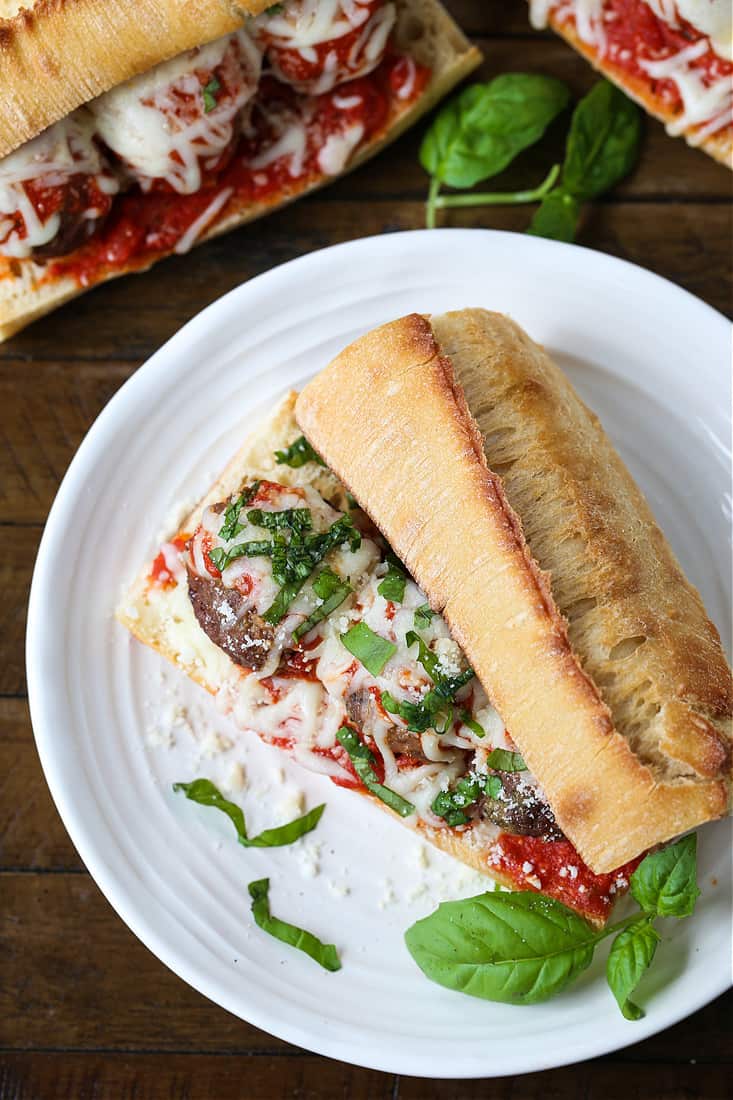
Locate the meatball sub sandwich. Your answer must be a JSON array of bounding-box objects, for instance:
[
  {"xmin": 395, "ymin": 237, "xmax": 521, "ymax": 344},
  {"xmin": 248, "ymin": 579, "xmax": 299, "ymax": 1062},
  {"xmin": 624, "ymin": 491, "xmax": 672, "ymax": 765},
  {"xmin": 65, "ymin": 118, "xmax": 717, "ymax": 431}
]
[
  {"xmin": 527, "ymin": 1, "xmax": 732, "ymax": 167},
  {"xmin": 0, "ymin": 0, "xmax": 480, "ymax": 341},
  {"xmin": 118, "ymin": 309, "xmax": 732, "ymax": 927}
]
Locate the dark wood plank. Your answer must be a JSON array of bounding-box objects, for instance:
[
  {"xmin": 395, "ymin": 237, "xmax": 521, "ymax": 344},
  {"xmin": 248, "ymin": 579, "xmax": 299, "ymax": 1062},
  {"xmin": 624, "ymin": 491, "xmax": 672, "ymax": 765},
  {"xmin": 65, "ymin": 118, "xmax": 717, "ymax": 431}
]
[
  {"xmin": 1, "ymin": 193, "xmax": 730, "ymax": 369},
  {"xmin": 0, "ymin": 1050, "xmax": 729, "ymax": 1100},
  {"xmin": 1, "ymin": 870, "xmax": 731, "ymax": 1058},
  {"xmin": 0, "ymin": 699, "xmax": 81, "ymax": 871},
  {"xmin": 0, "ymin": 363, "xmax": 134, "ymax": 523},
  {"xmin": 0, "ymin": 528, "xmax": 35, "ymax": 696},
  {"xmin": 0, "ymin": 873, "xmax": 291, "ymax": 1054}
]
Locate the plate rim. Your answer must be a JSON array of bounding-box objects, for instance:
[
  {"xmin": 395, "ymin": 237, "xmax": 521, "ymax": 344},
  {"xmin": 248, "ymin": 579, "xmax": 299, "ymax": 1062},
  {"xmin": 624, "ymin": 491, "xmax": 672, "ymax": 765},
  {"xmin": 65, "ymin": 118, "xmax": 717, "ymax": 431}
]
[{"xmin": 26, "ymin": 228, "xmax": 733, "ymax": 1078}]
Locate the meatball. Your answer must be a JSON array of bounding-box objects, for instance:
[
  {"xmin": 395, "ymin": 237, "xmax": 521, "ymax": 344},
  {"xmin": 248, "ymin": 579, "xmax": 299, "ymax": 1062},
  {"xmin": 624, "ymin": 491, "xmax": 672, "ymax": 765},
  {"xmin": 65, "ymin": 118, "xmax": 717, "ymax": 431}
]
[
  {"xmin": 187, "ymin": 568, "xmax": 275, "ymax": 671},
  {"xmin": 480, "ymin": 771, "xmax": 563, "ymax": 840}
]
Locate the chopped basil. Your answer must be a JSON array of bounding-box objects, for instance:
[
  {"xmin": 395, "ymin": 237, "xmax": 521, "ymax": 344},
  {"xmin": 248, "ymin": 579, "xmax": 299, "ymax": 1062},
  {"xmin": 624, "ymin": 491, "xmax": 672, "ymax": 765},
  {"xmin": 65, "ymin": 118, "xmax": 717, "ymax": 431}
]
[
  {"xmin": 413, "ymin": 604, "xmax": 435, "ymax": 629},
  {"xmin": 218, "ymin": 481, "xmax": 261, "ymax": 542},
  {"xmin": 485, "ymin": 775, "xmax": 503, "ymax": 799},
  {"xmin": 248, "ymin": 878, "xmax": 341, "ymax": 971},
  {"xmin": 377, "ymin": 562, "xmax": 407, "ymax": 602},
  {"xmin": 274, "ymin": 435, "xmax": 325, "ymax": 468},
  {"xmin": 460, "ymin": 710, "xmax": 485, "ymax": 738},
  {"xmin": 264, "ymin": 3, "xmax": 285, "ymax": 16},
  {"xmin": 202, "ymin": 76, "xmax": 221, "ymax": 114},
  {"xmin": 431, "ymin": 773, "xmax": 484, "ymax": 826},
  {"xmin": 248, "ymin": 507, "xmax": 312, "ymax": 532},
  {"xmin": 293, "ymin": 568, "xmax": 352, "ymax": 641},
  {"xmin": 208, "ymin": 538, "xmax": 272, "ymax": 572},
  {"xmin": 340, "ymin": 621, "xmax": 397, "ymax": 676},
  {"xmin": 345, "ymin": 491, "xmax": 358, "ymax": 510},
  {"xmin": 336, "ymin": 727, "xmax": 414, "ymax": 818},
  {"xmin": 173, "ymin": 778, "xmax": 324, "ymax": 847},
  {"xmin": 486, "ymin": 748, "xmax": 527, "ymax": 773}
]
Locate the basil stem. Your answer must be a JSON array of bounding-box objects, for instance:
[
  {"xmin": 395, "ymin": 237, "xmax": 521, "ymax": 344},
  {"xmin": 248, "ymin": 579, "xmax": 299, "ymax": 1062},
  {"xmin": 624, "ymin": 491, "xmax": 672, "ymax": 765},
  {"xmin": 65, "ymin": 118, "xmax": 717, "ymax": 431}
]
[{"xmin": 433, "ymin": 163, "xmax": 560, "ymax": 209}]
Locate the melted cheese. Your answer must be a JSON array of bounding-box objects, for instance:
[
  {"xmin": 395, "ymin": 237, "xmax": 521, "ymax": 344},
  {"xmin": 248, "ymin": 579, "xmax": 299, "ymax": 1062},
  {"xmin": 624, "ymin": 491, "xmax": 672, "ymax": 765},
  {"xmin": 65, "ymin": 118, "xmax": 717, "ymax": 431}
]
[
  {"xmin": 257, "ymin": 0, "xmax": 374, "ymax": 49},
  {"xmin": 0, "ymin": 111, "xmax": 116, "ymax": 259},
  {"xmin": 90, "ymin": 31, "xmax": 261, "ymax": 194},
  {"xmin": 529, "ymin": 1, "xmax": 733, "ymax": 130},
  {"xmin": 641, "ymin": 38, "xmax": 733, "ymax": 136}
]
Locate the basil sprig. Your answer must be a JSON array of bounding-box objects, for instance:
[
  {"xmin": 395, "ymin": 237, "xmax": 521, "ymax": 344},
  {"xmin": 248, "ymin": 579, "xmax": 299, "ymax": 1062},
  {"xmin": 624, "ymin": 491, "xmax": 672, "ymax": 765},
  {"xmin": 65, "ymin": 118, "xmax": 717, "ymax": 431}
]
[
  {"xmin": 421, "ymin": 74, "xmax": 570, "ymax": 227},
  {"xmin": 336, "ymin": 726, "xmax": 415, "ymax": 818},
  {"xmin": 528, "ymin": 80, "xmax": 642, "ymax": 243},
  {"xmin": 274, "ymin": 435, "xmax": 325, "ymax": 468},
  {"xmin": 405, "ymin": 834, "xmax": 700, "ymax": 1018},
  {"xmin": 248, "ymin": 878, "xmax": 341, "ymax": 972},
  {"xmin": 293, "ymin": 567, "xmax": 352, "ymax": 641},
  {"xmin": 340, "ymin": 621, "xmax": 397, "ymax": 676},
  {"xmin": 173, "ymin": 778, "xmax": 324, "ymax": 848}
]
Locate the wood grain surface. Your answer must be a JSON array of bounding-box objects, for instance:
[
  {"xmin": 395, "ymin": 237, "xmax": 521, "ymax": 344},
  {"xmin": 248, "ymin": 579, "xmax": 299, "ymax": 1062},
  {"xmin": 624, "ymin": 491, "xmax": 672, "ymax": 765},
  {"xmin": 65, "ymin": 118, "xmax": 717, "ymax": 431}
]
[{"xmin": 2, "ymin": 3, "xmax": 731, "ymax": 1097}]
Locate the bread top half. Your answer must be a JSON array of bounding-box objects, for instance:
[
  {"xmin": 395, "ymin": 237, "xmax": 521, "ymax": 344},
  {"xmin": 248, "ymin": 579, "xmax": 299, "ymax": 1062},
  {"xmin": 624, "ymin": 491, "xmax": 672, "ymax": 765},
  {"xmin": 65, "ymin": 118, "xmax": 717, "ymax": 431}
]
[
  {"xmin": 296, "ymin": 309, "xmax": 732, "ymax": 873},
  {"xmin": 0, "ymin": 0, "xmax": 269, "ymax": 158}
]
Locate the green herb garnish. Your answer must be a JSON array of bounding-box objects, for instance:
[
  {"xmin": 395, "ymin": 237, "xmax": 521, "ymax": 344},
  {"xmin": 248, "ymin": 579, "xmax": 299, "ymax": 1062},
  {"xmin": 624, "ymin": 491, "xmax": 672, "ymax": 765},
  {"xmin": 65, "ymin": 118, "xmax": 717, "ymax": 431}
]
[
  {"xmin": 340, "ymin": 621, "xmax": 396, "ymax": 677},
  {"xmin": 405, "ymin": 834, "xmax": 700, "ymax": 1018},
  {"xmin": 248, "ymin": 878, "xmax": 341, "ymax": 971},
  {"xmin": 460, "ymin": 710, "xmax": 485, "ymax": 738},
  {"xmin": 431, "ymin": 773, "xmax": 484, "ymax": 827},
  {"xmin": 173, "ymin": 778, "xmax": 324, "ymax": 847},
  {"xmin": 202, "ymin": 76, "xmax": 221, "ymax": 114},
  {"xmin": 414, "ymin": 604, "xmax": 435, "ymax": 628},
  {"xmin": 377, "ymin": 562, "xmax": 407, "ymax": 603},
  {"xmin": 420, "ymin": 74, "xmax": 570, "ymax": 227},
  {"xmin": 293, "ymin": 567, "xmax": 352, "ymax": 641},
  {"xmin": 528, "ymin": 80, "xmax": 642, "ymax": 243},
  {"xmin": 485, "ymin": 748, "xmax": 526, "ymax": 773},
  {"xmin": 336, "ymin": 726, "xmax": 415, "ymax": 818},
  {"xmin": 274, "ymin": 435, "xmax": 325, "ymax": 468},
  {"xmin": 248, "ymin": 507, "xmax": 312, "ymax": 532},
  {"xmin": 218, "ymin": 481, "xmax": 261, "ymax": 542}
]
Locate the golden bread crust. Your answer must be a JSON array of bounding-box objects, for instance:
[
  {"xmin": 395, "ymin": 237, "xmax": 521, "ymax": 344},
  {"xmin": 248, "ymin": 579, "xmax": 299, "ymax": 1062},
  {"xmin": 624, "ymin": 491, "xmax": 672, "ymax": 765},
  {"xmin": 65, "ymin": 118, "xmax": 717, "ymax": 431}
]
[
  {"xmin": 295, "ymin": 311, "xmax": 732, "ymax": 873},
  {"xmin": 0, "ymin": 0, "xmax": 481, "ymax": 341}
]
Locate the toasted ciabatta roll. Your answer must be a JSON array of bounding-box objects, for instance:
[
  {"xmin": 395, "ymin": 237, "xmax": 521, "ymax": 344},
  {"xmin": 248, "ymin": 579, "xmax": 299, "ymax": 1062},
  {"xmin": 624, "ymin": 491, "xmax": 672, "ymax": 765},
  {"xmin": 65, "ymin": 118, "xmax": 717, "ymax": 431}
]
[
  {"xmin": 119, "ymin": 392, "xmax": 647, "ymax": 927},
  {"xmin": 297, "ymin": 310, "xmax": 732, "ymax": 874},
  {"xmin": 0, "ymin": 0, "xmax": 481, "ymax": 341},
  {"xmin": 526, "ymin": 1, "xmax": 732, "ymax": 168}
]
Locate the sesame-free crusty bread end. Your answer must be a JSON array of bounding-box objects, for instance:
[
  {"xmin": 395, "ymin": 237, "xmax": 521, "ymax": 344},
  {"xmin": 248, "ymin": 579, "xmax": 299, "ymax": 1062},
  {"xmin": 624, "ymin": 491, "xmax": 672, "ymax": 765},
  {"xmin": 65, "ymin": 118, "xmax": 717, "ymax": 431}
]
[{"xmin": 295, "ymin": 311, "xmax": 732, "ymax": 873}]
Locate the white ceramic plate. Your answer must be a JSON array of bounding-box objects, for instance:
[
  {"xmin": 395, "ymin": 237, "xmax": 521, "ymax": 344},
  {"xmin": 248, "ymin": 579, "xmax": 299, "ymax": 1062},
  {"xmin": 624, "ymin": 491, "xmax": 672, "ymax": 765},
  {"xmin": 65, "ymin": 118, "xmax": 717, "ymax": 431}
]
[{"xmin": 27, "ymin": 230, "xmax": 732, "ymax": 1078}]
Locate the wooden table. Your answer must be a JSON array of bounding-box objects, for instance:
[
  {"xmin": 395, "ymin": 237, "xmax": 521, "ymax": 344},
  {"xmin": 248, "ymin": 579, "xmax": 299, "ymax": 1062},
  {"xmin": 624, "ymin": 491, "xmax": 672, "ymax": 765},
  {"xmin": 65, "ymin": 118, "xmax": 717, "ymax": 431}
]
[{"xmin": 2, "ymin": 3, "xmax": 731, "ymax": 1097}]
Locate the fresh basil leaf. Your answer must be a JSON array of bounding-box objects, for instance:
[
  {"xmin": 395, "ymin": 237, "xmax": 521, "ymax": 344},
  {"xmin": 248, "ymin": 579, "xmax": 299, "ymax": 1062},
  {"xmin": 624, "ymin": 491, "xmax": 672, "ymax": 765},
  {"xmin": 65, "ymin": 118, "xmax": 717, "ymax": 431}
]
[
  {"xmin": 527, "ymin": 188, "xmax": 580, "ymax": 242},
  {"xmin": 606, "ymin": 918, "xmax": 660, "ymax": 1020},
  {"xmin": 431, "ymin": 773, "xmax": 484, "ymax": 826},
  {"xmin": 563, "ymin": 80, "xmax": 642, "ymax": 201},
  {"xmin": 485, "ymin": 775, "xmax": 503, "ymax": 799},
  {"xmin": 248, "ymin": 507, "xmax": 312, "ymax": 532},
  {"xmin": 630, "ymin": 834, "xmax": 700, "ymax": 918},
  {"xmin": 293, "ymin": 568, "xmax": 352, "ymax": 641},
  {"xmin": 340, "ymin": 622, "xmax": 397, "ymax": 676},
  {"xmin": 218, "ymin": 482, "xmax": 261, "ymax": 542},
  {"xmin": 336, "ymin": 726, "xmax": 415, "ymax": 817},
  {"xmin": 405, "ymin": 891, "xmax": 601, "ymax": 1004},
  {"xmin": 460, "ymin": 710, "xmax": 485, "ymax": 738},
  {"xmin": 173, "ymin": 779, "xmax": 324, "ymax": 848},
  {"xmin": 378, "ymin": 564, "xmax": 407, "ymax": 602},
  {"xmin": 486, "ymin": 748, "xmax": 527, "ymax": 773},
  {"xmin": 274, "ymin": 435, "xmax": 325, "ymax": 468},
  {"xmin": 209, "ymin": 538, "xmax": 273, "ymax": 572},
  {"xmin": 420, "ymin": 75, "xmax": 570, "ymax": 189},
  {"xmin": 202, "ymin": 76, "xmax": 221, "ymax": 114},
  {"xmin": 248, "ymin": 878, "xmax": 341, "ymax": 971},
  {"xmin": 414, "ymin": 604, "xmax": 435, "ymax": 628}
]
